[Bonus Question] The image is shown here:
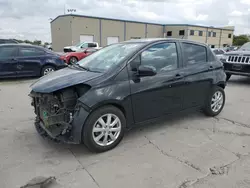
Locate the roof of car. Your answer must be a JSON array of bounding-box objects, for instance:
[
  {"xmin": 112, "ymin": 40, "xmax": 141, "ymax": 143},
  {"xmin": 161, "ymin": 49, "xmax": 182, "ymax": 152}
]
[
  {"xmin": 122, "ymin": 38, "xmax": 208, "ymax": 47},
  {"xmin": 0, "ymin": 43, "xmax": 47, "ymax": 50}
]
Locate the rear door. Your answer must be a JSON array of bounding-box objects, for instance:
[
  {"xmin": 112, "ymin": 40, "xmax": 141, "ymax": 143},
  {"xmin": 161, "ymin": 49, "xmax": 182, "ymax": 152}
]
[
  {"xmin": 16, "ymin": 46, "xmax": 45, "ymax": 76},
  {"xmin": 180, "ymin": 42, "xmax": 214, "ymax": 109},
  {"xmin": 0, "ymin": 46, "xmax": 18, "ymax": 78}
]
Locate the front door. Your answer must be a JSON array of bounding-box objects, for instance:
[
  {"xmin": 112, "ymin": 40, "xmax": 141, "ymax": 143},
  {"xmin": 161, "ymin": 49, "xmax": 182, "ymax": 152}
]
[
  {"xmin": 129, "ymin": 42, "xmax": 185, "ymax": 123},
  {"xmin": 180, "ymin": 42, "xmax": 214, "ymax": 109},
  {"xmin": 16, "ymin": 46, "xmax": 44, "ymax": 76},
  {"xmin": 0, "ymin": 46, "xmax": 18, "ymax": 78}
]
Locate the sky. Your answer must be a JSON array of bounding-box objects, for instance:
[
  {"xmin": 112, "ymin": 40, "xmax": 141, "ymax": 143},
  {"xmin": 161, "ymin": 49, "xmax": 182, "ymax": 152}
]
[{"xmin": 0, "ymin": 0, "xmax": 249, "ymax": 42}]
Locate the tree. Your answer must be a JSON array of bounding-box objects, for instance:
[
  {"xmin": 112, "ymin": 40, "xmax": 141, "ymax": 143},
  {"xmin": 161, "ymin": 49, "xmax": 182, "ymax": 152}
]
[
  {"xmin": 233, "ymin": 35, "xmax": 250, "ymax": 46},
  {"xmin": 33, "ymin": 40, "xmax": 42, "ymax": 46}
]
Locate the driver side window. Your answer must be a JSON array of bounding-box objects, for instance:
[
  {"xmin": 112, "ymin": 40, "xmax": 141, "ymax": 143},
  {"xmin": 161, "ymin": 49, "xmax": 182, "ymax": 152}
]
[{"xmin": 141, "ymin": 42, "xmax": 178, "ymax": 72}]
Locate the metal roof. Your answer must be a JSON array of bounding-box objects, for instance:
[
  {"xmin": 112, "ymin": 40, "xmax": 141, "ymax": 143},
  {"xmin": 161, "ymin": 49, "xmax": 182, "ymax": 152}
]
[
  {"xmin": 51, "ymin": 14, "xmax": 234, "ymax": 31},
  {"xmin": 164, "ymin": 24, "xmax": 234, "ymax": 31},
  {"xmin": 50, "ymin": 14, "xmax": 163, "ymax": 26}
]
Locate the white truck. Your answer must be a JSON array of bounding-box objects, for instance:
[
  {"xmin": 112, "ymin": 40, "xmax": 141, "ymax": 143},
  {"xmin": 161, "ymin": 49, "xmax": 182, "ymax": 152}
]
[{"xmin": 63, "ymin": 42, "xmax": 100, "ymax": 52}]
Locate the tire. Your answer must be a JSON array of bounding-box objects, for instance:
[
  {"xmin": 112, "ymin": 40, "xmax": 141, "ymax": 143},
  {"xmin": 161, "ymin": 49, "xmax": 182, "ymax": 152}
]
[
  {"xmin": 82, "ymin": 106, "xmax": 126, "ymax": 153},
  {"xmin": 226, "ymin": 74, "xmax": 231, "ymax": 81},
  {"xmin": 41, "ymin": 65, "xmax": 55, "ymax": 76},
  {"xmin": 203, "ymin": 86, "xmax": 225, "ymax": 117},
  {"xmin": 69, "ymin": 56, "xmax": 78, "ymax": 64}
]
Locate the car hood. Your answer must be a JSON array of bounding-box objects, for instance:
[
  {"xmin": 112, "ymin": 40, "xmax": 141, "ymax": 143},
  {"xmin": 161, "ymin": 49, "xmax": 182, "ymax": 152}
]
[
  {"xmin": 30, "ymin": 67, "xmax": 102, "ymax": 93},
  {"xmin": 225, "ymin": 50, "xmax": 250, "ymax": 55},
  {"xmin": 64, "ymin": 46, "xmax": 75, "ymax": 49}
]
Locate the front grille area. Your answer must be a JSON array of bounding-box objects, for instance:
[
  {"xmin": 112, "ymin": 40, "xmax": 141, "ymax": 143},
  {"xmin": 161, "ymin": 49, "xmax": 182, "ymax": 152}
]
[{"xmin": 226, "ymin": 55, "xmax": 250, "ymax": 64}]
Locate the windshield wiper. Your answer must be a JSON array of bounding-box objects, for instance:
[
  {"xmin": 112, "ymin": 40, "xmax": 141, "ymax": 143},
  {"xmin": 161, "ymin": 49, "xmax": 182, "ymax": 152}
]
[{"xmin": 69, "ymin": 63, "xmax": 89, "ymax": 71}]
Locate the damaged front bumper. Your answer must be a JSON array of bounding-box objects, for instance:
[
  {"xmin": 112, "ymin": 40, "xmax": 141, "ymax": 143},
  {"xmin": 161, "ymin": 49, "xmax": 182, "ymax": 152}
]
[
  {"xmin": 30, "ymin": 91, "xmax": 90, "ymax": 144},
  {"xmin": 35, "ymin": 103, "xmax": 90, "ymax": 144}
]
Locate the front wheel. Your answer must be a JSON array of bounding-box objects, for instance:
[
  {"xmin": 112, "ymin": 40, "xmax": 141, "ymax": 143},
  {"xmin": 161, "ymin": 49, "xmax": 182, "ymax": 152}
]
[
  {"xmin": 82, "ymin": 106, "xmax": 126, "ymax": 153},
  {"xmin": 203, "ymin": 86, "xmax": 225, "ymax": 117}
]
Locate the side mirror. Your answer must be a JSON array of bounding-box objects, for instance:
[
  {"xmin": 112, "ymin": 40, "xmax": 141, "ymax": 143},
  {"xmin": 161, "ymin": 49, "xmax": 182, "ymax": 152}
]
[
  {"xmin": 130, "ymin": 55, "xmax": 141, "ymax": 71},
  {"xmin": 138, "ymin": 65, "xmax": 157, "ymax": 77}
]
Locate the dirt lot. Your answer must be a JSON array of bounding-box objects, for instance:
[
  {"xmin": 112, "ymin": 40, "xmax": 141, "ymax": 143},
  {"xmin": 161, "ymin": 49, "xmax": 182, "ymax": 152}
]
[{"xmin": 1, "ymin": 77, "xmax": 250, "ymax": 188}]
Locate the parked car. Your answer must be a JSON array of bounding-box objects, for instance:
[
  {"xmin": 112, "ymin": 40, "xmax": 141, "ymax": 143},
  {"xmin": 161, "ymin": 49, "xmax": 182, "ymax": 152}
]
[
  {"xmin": 63, "ymin": 42, "xmax": 100, "ymax": 52},
  {"xmin": 212, "ymin": 48, "xmax": 226, "ymax": 60},
  {"xmin": 61, "ymin": 48, "xmax": 98, "ymax": 64},
  {"xmin": 30, "ymin": 38, "xmax": 226, "ymax": 153},
  {"xmin": 0, "ymin": 44, "xmax": 67, "ymax": 78},
  {"xmin": 0, "ymin": 39, "xmax": 18, "ymax": 44},
  {"xmin": 223, "ymin": 46, "xmax": 238, "ymax": 52},
  {"xmin": 221, "ymin": 42, "xmax": 250, "ymax": 81}
]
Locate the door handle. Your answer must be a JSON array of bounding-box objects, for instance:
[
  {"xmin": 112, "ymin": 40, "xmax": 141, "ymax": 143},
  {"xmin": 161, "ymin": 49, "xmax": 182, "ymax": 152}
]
[
  {"xmin": 208, "ymin": 66, "xmax": 213, "ymax": 70},
  {"xmin": 175, "ymin": 73, "xmax": 183, "ymax": 79},
  {"xmin": 11, "ymin": 58, "xmax": 18, "ymax": 61}
]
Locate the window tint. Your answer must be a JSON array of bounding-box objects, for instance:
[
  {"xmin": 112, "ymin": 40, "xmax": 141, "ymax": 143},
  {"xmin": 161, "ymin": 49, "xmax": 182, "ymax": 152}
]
[
  {"xmin": 141, "ymin": 42, "xmax": 178, "ymax": 73},
  {"xmin": 88, "ymin": 43, "xmax": 97, "ymax": 47},
  {"xmin": 182, "ymin": 43, "xmax": 207, "ymax": 65},
  {"xmin": 0, "ymin": 46, "xmax": 18, "ymax": 58},
  {"xmin": 190, "ymin": 30, "xmax": 194, "ymax": 36},
  {"xmin": 199, "ymin": 31, "xmax": 203, "ymax": 36},
  {"xmin": 19, "ymin": 47, "xmax": 45, "ymax": 57},
  {"xmin": 167, "ymin": 31, "xmax": 172, "ymax": 36},
  {"xmin": 179, "ymin": 30, "xmax": 185, "ymax": 36}
]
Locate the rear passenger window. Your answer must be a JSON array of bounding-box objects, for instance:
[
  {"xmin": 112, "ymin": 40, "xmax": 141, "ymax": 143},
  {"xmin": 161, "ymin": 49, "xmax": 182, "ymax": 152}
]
[
  {"xmin": 0, "ymin": 46, "xmax": 18, "ymax": 58},
  {"xmin": 19, "ymin": 47, "xmax": 45, "ymax": 57},
  {"xmin": 182, "ymin": 43, "xmax": 207, "ymax": 65}
]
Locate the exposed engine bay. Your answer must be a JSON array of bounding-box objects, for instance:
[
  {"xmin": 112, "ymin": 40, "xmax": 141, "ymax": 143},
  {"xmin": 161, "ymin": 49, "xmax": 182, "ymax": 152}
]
[{"xmin": 30, "ymin": 85, "xmax": 90, "ymax": 140}]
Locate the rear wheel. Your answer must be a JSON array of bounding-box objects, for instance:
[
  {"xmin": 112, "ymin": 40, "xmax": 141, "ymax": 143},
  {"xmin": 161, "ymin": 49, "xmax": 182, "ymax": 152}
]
[
  {"xmin": 82, "ymin": 106, "xmax": 126, "ymax": 153},
  {"xmin": 203, "ymin": 86, "xmax": 225, "ymax": 117},
  {"xmin": 226, "ymin": 74, "xmax": 231, "ymax": 81},
  {"xmin": 41, "ymin": 65, "xmax": 55, "ymax": 76},
  {"xmin": 69, "ymin": 56, "xmax": 78, "ymax": 64}
]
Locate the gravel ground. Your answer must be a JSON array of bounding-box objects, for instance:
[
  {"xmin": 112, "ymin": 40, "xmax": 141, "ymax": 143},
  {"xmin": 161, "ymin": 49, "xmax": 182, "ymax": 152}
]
[{"xmin": 0, "ymin": 76, "xmax": 250, "ymax": 188}]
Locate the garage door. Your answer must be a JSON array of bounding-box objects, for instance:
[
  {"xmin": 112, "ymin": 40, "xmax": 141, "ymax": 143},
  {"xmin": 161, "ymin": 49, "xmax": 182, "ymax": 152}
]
[
  {"xmin": 107, "ymin": 37, "xmax": 119, "ymax": 45},
  {"xmin": 80, "ymin": 35, "xmax": 94, "ymax": 43}
]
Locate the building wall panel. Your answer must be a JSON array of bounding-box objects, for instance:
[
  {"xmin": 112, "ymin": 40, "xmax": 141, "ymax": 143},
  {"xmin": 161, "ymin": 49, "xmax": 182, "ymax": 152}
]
[
  {"xmin": 71, "ymin": 16, "xmax": 100, "ymax": 46},
  {"xmin": 51, "ymin": 16, "xmax": 72, "ymax": 52},
  {"xmin": 101, "ymin": 20, "xmax": 124, "ymax": 46},
  {"xmin": 126, "ymin": 22, "xmax": 146, "ymax": 40}
]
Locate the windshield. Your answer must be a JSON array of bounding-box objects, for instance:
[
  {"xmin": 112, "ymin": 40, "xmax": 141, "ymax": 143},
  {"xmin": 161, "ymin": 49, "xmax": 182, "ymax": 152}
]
[
  {"xmin": 76, "ymin": 42, "xmax": 85, "ymax": 47},
  {"xmin": 240, "ymin": 42, "xmax": 250, "ymax": 51},
  {"xmin": 77, "ymin": 42, "xmax": 144, "ymax": 73}
]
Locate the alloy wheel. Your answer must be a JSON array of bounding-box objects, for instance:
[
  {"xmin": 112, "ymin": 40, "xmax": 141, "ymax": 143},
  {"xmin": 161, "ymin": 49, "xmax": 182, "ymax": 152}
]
[
  {"xmin": 211, "ymin": 91, "xmax": 224, "ymax": 113},
  {"xmin": 43, "ymin": 68, "xmax": 54, "ymax": 75},
  {"xmin": 70, "ymin": 57, "xmax": 78, "ymax": 64},
  {"xmin": 92, "ymin": 113, "xmax": 121, "ymax": 146}
]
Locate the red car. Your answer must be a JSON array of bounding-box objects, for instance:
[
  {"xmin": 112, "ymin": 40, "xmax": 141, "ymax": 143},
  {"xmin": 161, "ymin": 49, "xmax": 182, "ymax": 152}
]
[{"xmin": 61, "ymin": 48, "xmax": 98, "ymax": 64}]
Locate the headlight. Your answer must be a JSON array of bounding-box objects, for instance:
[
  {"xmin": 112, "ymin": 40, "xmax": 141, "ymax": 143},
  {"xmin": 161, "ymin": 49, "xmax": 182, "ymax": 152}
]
[{"xmin": 220, "ymin": 55, "xmax": 227, "ymax": 62}]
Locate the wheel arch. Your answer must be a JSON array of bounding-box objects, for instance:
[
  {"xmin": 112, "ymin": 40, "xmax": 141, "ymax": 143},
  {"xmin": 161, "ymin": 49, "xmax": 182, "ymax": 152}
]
[{"xmin": 216, "ymin": 81, "xmax": 226, "ymax": 89}]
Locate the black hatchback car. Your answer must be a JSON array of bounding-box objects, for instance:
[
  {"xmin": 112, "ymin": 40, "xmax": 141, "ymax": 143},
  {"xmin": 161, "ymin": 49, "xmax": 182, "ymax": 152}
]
[
  {"xmin": 30, "ymin": 39, "xmax": 226, "ymax": 152},
  {"xmin": 0, "ymin": 44, "xmax": 66, "ymax": 78}
]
